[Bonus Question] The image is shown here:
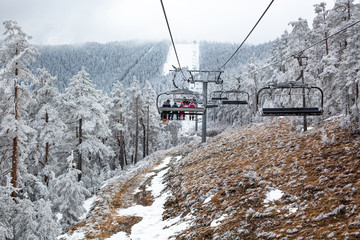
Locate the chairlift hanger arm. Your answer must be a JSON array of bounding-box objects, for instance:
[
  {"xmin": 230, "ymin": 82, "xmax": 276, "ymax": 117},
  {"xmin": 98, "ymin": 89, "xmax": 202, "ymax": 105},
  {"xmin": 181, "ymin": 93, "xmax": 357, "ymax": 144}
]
[{"xmin": 187, "ymin": 70, "xmax": 224, "ymax": 84}]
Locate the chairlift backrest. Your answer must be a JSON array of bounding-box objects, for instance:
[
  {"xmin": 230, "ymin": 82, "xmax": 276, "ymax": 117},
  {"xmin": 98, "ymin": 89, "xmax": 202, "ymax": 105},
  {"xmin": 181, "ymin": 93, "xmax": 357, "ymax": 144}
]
[{"xmin": 220, "ymin": 90, "xmax": 250, "ymax": 105}]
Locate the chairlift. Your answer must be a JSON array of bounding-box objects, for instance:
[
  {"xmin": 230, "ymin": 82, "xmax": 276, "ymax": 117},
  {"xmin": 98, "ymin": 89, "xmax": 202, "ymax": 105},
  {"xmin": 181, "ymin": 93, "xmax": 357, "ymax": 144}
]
[
  {"xmin": 206, "ymin": 100, "xmax": 219, "ymax": 108},
  {"xmin": 220, "ymin": 90, "xmax": 249, "ymax": 105},
  {"xmin": 156, "ymin": 89, "xmax": 206, "ymax": 121},
  {"xmin": 210, "ymin": 90, "xmax": 228, "ymax": 101},
  {"xmin": 256, "ymin": 81, "xmax": 324, "ymax": 116}
]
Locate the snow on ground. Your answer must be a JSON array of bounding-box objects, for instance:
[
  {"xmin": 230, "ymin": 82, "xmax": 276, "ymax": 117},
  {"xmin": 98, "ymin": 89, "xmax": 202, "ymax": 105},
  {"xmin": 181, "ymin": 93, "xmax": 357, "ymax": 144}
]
[
  {"xmin": 107, "ymin": 156, "xmax": 189, "ymax": 240},
  {"xmin": 264, "ymin": 189, "xmax": 284, "ymax": 204}
]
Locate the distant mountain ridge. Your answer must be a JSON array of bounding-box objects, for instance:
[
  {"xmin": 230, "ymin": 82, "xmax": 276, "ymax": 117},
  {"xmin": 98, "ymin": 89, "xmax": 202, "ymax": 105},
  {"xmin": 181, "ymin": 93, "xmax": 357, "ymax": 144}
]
[{"xmin": 30, "ymin": 41, "xmax": 273, "ymax": 94}]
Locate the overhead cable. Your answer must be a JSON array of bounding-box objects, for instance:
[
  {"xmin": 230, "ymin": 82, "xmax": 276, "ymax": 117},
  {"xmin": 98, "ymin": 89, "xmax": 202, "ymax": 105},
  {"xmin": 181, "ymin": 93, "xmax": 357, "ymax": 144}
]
[
  {"xmin": 160, "ymin": 0, "xmax": 187, "ymax": 82},
  {"xmin": 219, "ymin": 0, "xmax": 275, "ymax": 70}
]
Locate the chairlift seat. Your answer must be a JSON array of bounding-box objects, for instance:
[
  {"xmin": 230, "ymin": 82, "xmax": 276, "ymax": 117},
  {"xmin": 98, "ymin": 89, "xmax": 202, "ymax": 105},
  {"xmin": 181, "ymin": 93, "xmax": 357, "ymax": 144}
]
[
  {"xmin": 211, "ymin": 97, "xmax": 228, "ymax": 101},
  {"xmin": 206, "ymin": 104, "xmax": 219, "ymax": 108},
  {"xmin": 221, "ymin": 100, "xmax": 248, "ymax": 105},
  {"xmin": 159, "ymin": 107, "xmax": 205, "ymax": 115},
  {"xmin": 261, "ymin": 107, "xmax": 323, "ymax": 116}
]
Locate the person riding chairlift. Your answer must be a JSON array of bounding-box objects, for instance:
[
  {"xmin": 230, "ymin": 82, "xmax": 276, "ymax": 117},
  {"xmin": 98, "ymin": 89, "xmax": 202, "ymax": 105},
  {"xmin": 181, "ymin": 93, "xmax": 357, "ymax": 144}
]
[
  {"xmin": 162, "ymin": 100, "xmax": 171, "ymax": 120},
  {"xmin": 170, "ymin": 102, "xmax": 179, "ymax": 120},
  {"xmin": 179, "ymin": 102, "xmax": 185, "ymax": 120},
  {"xmin": 188, "ymin": 101, "xmax": 195, "ymax": 120}
]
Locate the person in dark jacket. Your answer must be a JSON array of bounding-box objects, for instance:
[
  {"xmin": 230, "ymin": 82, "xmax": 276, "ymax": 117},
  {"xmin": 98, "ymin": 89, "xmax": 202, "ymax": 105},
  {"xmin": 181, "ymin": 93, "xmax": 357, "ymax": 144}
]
[
  {"xmin": 170, "ymin": 102, "xmax": 179, "ymax": 120},
  {"xmin": 162, "ymin": 100, "xmax": 171, "ymax": 120}
]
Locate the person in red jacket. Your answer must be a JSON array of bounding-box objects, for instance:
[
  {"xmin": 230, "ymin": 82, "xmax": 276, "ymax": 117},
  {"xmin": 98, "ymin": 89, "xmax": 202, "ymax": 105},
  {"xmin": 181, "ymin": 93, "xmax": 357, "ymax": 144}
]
[
  {"xmin": 179, "ymin": 102, "xmax": 185, "ymax": 120},
  {"xmin": 188, "ymin": 101, "xmax": 195, "ymax": 120}
]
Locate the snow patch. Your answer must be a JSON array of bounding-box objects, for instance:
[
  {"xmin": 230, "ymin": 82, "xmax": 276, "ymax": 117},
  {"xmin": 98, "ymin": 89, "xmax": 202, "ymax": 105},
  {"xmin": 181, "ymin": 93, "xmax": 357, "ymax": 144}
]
[
  {"xmin": 57, "ymin": 231, "xmax": 85, "ymax": 240},
  {"xmin": 210, "ymin": 214, "xmax": 228, "ymax": 227},
  {"xmin": 80, "ymin": 195, "xmax": 98, "ymax": 219},
  {"xmin": 264, "ymin": 189, "xmax": 284, "ymax": 204},
  {"xmin": 203, "ymin": 195, "xmax": 213, "ymax": 204},
  {"xmin": 112, "ymin": 156, "xmax": 189, "ymax": 239}
]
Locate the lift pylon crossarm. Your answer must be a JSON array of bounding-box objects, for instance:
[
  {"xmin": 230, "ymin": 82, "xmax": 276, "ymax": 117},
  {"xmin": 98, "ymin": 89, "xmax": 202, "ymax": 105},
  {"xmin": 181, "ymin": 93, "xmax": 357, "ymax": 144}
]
[
  {"xmin": 256, "ymin": 82, "xmax": 324, "ymax": 116},
  {"xmin": 187, "ymin": 70, "xmax": 224, "ymax": 84}
]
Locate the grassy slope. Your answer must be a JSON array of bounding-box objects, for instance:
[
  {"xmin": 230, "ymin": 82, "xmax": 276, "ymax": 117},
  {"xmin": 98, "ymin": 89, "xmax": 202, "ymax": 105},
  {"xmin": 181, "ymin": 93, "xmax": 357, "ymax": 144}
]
[
  {"xmin": 165, "ymin": 117, "xmax": 360, "ymax": 239},
  {"xmin": 65, "ymin": 117, "xmax": 360, "ymax": 239}
]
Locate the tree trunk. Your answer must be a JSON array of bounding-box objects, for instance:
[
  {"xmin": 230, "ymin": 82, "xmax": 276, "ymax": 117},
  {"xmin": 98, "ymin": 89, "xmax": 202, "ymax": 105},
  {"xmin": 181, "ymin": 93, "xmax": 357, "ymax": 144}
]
[
  {"xmin": 44, "ymin": 111, "xmax": 50, "ymax": 185},
  {"xmin": 140, "ymin": 118, "xmax": 146, "ymax": 158},
  {"xmin": 146, "ymin": 105, "xmax": 149, "ymax": 156},
  {"xmin": 78, "ymin": 118, "xmax": 83, "ymax": 182},
  {"xmin": 11, "ymin": 54, "xmax": 19, "ymax": 198},
  {"xmin": 134, "ymin": 97, "xmax": 139, "ymax": 164},
  {"xmin": 119, "ymin": 108, "xmax": 125, "ymax": 170},
  {"xmin": 325, "ymin": 32, "xmax": 329, "ymax": 55}
]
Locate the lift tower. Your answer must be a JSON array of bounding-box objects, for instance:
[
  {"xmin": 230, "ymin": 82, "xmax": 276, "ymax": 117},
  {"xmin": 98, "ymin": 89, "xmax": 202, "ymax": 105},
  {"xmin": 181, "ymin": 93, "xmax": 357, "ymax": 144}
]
[{"xmin": 188, "ymin": 70, "xmax": 224, "ymax": 143}]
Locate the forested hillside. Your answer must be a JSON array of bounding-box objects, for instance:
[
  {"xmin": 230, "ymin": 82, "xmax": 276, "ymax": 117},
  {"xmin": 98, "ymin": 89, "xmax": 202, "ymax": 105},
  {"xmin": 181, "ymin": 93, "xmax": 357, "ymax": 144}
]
[
  {"xmin": 30, "ymin": 41, "xmax": 272, "ymax": 94},
  {"xmin": 31, "ymin": 41, "xmax": 171, "ymax": 93}
]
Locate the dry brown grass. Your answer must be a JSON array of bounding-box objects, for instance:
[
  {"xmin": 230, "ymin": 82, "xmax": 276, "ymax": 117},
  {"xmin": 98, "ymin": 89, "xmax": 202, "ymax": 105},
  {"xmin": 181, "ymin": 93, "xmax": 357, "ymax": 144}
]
[
  {"xmin": 63, "ymin": 117, "xmax": 359, "ymax": 239},
  {"xmin": 164, "ymin": 118, "xmax": 360, "ymax": 239}
]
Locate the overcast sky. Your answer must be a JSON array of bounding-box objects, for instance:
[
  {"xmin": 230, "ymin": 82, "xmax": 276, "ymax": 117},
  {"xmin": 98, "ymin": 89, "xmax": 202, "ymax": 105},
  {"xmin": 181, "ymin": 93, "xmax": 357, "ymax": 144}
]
[{"xmin": 0, "ymin": 0, "xmax": 336, "ymax": 46}]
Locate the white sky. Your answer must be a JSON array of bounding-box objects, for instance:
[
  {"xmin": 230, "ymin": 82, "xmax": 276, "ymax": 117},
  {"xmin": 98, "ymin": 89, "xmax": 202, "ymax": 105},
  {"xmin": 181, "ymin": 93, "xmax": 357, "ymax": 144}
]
[{"xmin": 0, "ymin": 0, "xmax": 336, "ymax": 45}]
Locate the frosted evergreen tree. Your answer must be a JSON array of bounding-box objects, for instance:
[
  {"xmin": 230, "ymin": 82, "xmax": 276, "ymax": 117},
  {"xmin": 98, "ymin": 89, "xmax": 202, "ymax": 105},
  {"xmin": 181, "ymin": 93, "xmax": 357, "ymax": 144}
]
[
  {"xmin": 0, "ymin": 20, "xmax": 38, "ymax": 196},
  {"xmin": 33, "ymin": 199, "xmax": 61, "ymax": 239},
  {"xmin": 10, "ymin": 197, "xmax": 60, "ymax": 239},
  {"xmin": 50, "ymin": 151, "xmax": 91, "ymax": 231},
  {"xmin": 109, "ymin": 80, "xmax": 126, "ymax": 170},
  {"xmin": 124, "ymin": 76, "xmax": 144, "ymax": 164},
  {"xmin": 142, "ymin": 80, "xmax": 161, "ymax": 155},
  {"xmin": 0, "ymin": 183, "xmax": 15, "ymax": 239},
  {"xmin": 28, "ymin": 68, "xmax": 66, "ymax": 185},
  {"xmin": 12, "ymin": 199, "xmax": 38, "ymax": 239},
  {"xmin": 338, "ymin": 0, "xmax": 360, "ymax": 128},
  {"xmin": 268, "ymin": 30, "xmax": 289, "ymax": 78},
  {"xmin": 61, "ymin": 67, "xmax": 113, "ymax": 187},
  {"xmin": 319, "ymin": 0, "xmax": 356, "ymax": 118}
]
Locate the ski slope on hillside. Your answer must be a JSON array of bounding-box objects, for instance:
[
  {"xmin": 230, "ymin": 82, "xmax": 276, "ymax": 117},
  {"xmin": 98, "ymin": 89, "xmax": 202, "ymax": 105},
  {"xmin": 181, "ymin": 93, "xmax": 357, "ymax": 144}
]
[{"xmin": 162, "ymin": 43, "xmax": 199, "ymax": 75}]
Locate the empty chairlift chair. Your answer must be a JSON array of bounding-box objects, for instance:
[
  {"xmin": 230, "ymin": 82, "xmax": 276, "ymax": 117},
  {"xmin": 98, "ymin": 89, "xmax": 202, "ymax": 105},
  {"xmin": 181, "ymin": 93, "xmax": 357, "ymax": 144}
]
[
  {"xmin": 210, "ymin": 90, "xmax": 228, "ymax": 101},
  {"xmin": 220, "ymin": 90, "xmax": 250, "ymax": 105},
  {"xmin": 256, "ymin": 82, "xmax": 324, "ymax": 116}
]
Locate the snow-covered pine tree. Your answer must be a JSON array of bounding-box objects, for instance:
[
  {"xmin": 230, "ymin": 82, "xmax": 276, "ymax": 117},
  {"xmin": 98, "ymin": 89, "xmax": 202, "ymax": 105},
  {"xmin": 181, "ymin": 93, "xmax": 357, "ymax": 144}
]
[
  {"xmin": 142, "ymin": 80, "xmax": 161, "ymax": 155},
  {"xmin": 0, "ymin": 183, "xmax": 15, "ymax": 239},
  {"xmin": 61, "ymin": 67, "xmax": 113, "ymax": 187},
  {"xmin": 12, "ymin": 198, "xmax": 38, "ymax": 239},
  {"xmin": 28, "ymin": 68, "xmax": 66, "ymax": 185},
  {"xmin": 109, "ymin": 80, "xmax": 127, "ymax": 170},
  {"xmin": 0, "ymin": 20, "xmax": 38, "ymax": 197},
  {"xmin": 124, "ymin": 76, "xmax": 144, "ymax": 164},
  {"xmin": 33, "ymin": 199, "xmax": 61, "ymax": 239},
  {"xmin": 285, "ymin": 18, "xmax": 311, "ymax": 130},
  {"xmin": 319, "ymin": 0, "xmax": 356, "ymax": 118},
  {"xmin": 50, "ymin": 151, "xmax": 91, "ymax": 231}
]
